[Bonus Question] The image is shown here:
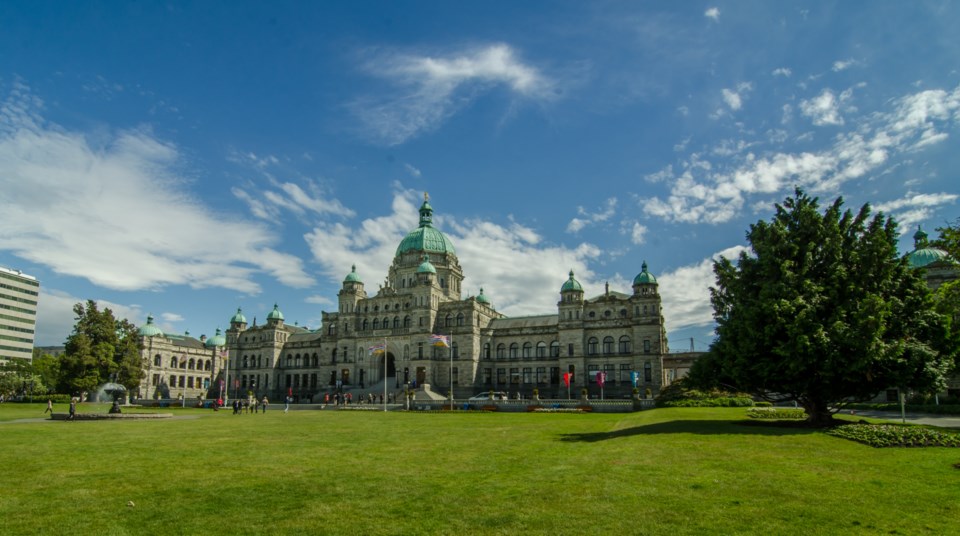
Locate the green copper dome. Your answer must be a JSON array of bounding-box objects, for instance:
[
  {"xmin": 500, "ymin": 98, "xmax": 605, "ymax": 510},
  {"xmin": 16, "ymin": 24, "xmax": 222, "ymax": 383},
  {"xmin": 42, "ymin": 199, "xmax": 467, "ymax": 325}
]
[
  {"xmin": 205, "ymin": 328, "xmax": 226, "ymax": 348},
  {"xmin": 267, "ymin": 303, "xmax": 284, "ymax": 321},
  {"xmin": 138, "ymin": 315, "xmax": 164, "ymax": 338},
  {"xmin": 907, "ymin": 226, "xmax": 954, "ymax": 269},
  {"xmin": 230, "ymin": 307, "xmax": 246, "ymax": 325},
  {"xmin": 633, "ymin": 261, "xmax": 658, "ymax": 285},
  {"xmin": 417, "ymin": 255, "xmax": 437, "ymax": 274},
  {"xmin": 395, "ymin": 194, "xmax": 457, "ymax": 257},
  {"xmin": 476, "ymin": 287, "xmax": 490, "ymax": 304},
  {"xmin": 344, "ymin": 264, "xmax": 362, "ymax": 283},
  {"xmin": 561, "ymin": 270, "xmax": 583, "ymax": 292}
]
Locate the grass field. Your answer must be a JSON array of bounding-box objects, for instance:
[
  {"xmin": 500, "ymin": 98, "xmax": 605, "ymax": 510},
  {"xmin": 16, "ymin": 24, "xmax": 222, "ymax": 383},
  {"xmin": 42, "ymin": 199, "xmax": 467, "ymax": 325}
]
[{"xmin": 1, "ymin": 404, "xmax": 959, "ymax": 535}]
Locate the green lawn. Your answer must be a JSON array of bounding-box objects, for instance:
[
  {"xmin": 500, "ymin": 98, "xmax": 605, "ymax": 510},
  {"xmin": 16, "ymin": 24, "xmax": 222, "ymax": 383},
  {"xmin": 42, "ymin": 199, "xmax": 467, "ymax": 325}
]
[{"xmin": 1, "ymin": 404, "xmax": 958, "ymax": 535}]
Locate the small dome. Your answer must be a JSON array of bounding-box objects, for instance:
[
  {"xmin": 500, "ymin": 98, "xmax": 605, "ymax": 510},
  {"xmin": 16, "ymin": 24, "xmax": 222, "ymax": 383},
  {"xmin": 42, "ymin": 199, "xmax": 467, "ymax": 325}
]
[
  {"xmin": 230, "ymin": 307, "xmax": 246, "ymax": 325},
  {"xmin": 138, "ymin": 315, "xmax": 164, "ymax": 338},
  {"xmin": 561, "ymin": 270, "xmax": 583, "ymax": 292},
  {"xmin": 476, "ymin": 287, "xmax": 490, "ymax": 304},
  {"xmin": 267, "ymin": 303, "xmax": 284, "ymax": 321},
  {"xmin": 344, "ymin": 265, "xmax": 362, "ymax": 283},
  {"xmin": 417, "ymin": 255, "xmax": 437, "ymax": 274},
  {"xmin": 633, "ymin": 261, "xmax": 658, "ymax": 285},
  {"xmin": 205, "ymin": 328, "xmax": 226, "ymax": 348}
]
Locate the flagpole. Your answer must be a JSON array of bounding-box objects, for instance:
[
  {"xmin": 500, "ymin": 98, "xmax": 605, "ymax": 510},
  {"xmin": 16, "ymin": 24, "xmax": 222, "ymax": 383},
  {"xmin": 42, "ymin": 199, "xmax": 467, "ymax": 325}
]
[
  {"xmin": 383, "ymin": 337, "xmax": 388, "ymax": 412},
  {"xmin": 449, "ymin": 332, "xmax": 454, "ymax": 411}
]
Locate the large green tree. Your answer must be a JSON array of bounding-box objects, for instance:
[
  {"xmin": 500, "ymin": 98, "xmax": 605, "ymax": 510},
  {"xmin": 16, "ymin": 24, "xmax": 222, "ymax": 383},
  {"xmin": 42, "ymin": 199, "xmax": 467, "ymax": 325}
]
[
  {"xmin": 931, "ymin": 217, "xmax": 960, "ymax": 374},
  {"xmin": 58, "ymin": 300, "xmax": 144, "ymax": 396},
  {"xmin": 692, "ymin": 189, "xmax": 954, "ymax": 425}
]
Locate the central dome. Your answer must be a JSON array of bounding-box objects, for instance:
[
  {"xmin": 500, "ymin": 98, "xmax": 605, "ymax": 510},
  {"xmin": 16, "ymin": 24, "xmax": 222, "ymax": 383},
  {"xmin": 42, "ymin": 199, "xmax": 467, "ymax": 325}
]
[{"xmin": 395, "ymin": 194, "xmax": 457, "ymax": 256}]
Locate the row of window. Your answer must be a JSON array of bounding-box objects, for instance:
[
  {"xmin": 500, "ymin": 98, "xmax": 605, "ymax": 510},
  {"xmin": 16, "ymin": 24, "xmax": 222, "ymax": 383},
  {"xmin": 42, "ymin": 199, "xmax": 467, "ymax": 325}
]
[
  {"xmin": 480, "ymin": 363, "xmax": 654, "ymax": 385},
  {"xmin": 153, "ymin": 355, "xmax": 213, "ymax": 371},
  {"xmin": 0, "ymin": 281, "xmax": 39, "ymax": 296},
  {"xmin": 152, "ymin": 374, "xmax": 211, "ymax": 389},
  {"xmin": 482, "ymin": 337, "xmax": 652, "ymax": 359},
  {"xmin": 0, "ymin": 302, "xmax": 35, "ymax": 316}
]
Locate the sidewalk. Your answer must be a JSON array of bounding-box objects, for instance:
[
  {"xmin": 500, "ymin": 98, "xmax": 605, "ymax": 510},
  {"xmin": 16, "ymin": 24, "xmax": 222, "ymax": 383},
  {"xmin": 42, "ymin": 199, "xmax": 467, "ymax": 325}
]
[{"xmin": 843, "ymin": 409, "xmax": 960, "ymax": 429}]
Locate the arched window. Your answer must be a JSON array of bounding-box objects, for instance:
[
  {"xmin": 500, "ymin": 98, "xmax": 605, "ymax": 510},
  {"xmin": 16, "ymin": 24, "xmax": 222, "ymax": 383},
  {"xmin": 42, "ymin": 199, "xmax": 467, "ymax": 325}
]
[
  {"xmin": 383, "ymin": 317, "xmax": 389, "ymax": 328},
  {"xmin": 362, "ymin": 319, "xmax": 369, "ymax": 331},
  {"xmin": 496, "ymin": 344, "xmax": 506, "ymax": 359},
  {"xmin": 452, "ymin": 342, "xmax": 459, "ymax": 359},
  {"xmin": 522, "ymin": 342, "xmax": 532, "ymax": 358},
  {"xmin": 619, "ymin": 336, "xmax": 631, "ymax": 354},
  {"xmin": 205, "ymin": 360, "xmax": 212, "ymax": 371},
  {"xmin": 509, "ymin": 343, "xmax": 519, "ymax": 359},
  {"xmin": 445, "ymin": 314, "xmax": 452, "ymax": 327},
  {"xmin": 550, "ymin": 341, "xmax": 560, "ymax": 357},
  {"xmin": 456, "ymin": 313, "xmax": 464, "ymax": 326},
  {"xmin": 536, "ymin": 342, "xmax": 547, "ymax": 358},
  {"xmin": 170, "ymin": 357, "xmax": 178, "ymax": 368},
  {"xmin": 243, "ymin": 356, "xmax": 249, "ymax": 368},
  {"xmin": 393, "ymin": 316, "xmax": 400, "ymax": 328},
  {"xmin": 312, "ymin": 353, "xmax": 319, "ymax": 367},
  {"xmin": 188, "ymin": 358, "xmax": 195, "ymax": 370},
  {"xmin": 154, "ymin": 354, "xmax": 161, "ymax": 366},
  {"xmin": 603, "ymin": 337, "xmax": 614, "ymax": 354},
  {"xmin": 286, "ymin": 355, "xmax": 292, "ymax": 367},
  {"xmin": 483, "ymin": 343, "xmax": 491, "ymax": 359},
  {"xmin": 331, "ymin": 348, "xmax": 337, "ymax": 363},
  {"xmin": 403, "ymin": 316, "xmax": 411, "ymax": 328},
  {"xmin": 373, "ymin": 318, "xmax": 380, "ymax": 329},
  {"xmin": 587, "ymin": 337, "xmax": 599, "ymax": 355},
  {"xmin": 295, "ymin": 354, "xmax": 301, "ymax": 367}
]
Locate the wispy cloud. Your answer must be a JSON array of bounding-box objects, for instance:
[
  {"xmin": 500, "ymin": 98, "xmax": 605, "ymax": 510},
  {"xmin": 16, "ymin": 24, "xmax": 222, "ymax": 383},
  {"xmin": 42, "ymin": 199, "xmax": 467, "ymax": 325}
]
[
  {"xmin": 799, "ymin": 88, "xmax": 853, "ymax": 126},
  {"xmin": 404, "ymin": 163, "xmax": 422, "ymax": 178},
  {"xmin": 351, "ymin": 43, "xmax": 557, "ymax": 145},
  {"xmin": 874, "ymin": 191, "xmax": 959, "ymax": 234},
  {"xmin": 566, "ymin": 198, "xmax": 617, "ymax": 233},
  {"xmin": 721, "ymin": 82, "xmax": 753, "ymax": 113},
  {"xmin": 704, "ymin": 7, "xmax": 720, "ymax": 21},
  {"xmin": 772, "ymin": 67, "xmax": 792, "ymax": 77},
  {"xmin": 832, "ymin": 59, "xmax": 856, "ymax": 72},
  {"xmin": 642, "ymin": 84, "xmax": 960, "ymax": 224},
  {"xmin": 0, "ymin": 84, "xmax": 315, "ymax": 293}
]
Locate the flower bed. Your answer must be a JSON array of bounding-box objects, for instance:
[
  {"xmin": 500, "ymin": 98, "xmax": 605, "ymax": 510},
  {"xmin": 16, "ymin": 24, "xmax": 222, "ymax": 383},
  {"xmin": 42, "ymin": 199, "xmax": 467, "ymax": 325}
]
[
  {"xmin": 531, "ymin": 408, "xmax": 589, "ymax": 413},
  {"xmin": 827, "ymin": 424, "xmax": 960, "ymax": 448},
  {"xmin": 746, "ymin": 407, "xmax": 806, "ymax": 420}
]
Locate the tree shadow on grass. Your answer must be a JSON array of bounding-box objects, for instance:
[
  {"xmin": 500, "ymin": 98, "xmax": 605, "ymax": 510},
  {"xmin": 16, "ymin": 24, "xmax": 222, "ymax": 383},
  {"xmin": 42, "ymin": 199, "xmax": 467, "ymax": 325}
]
[{"xmin": 558, "ymin": 419, "xmax": 823, "ymax": 443}]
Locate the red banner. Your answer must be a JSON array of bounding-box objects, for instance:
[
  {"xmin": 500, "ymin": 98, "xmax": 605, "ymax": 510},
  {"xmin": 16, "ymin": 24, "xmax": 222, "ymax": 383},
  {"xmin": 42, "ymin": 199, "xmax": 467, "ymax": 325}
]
[
  {"xmin": 562, "ymin": 372, "xmax": 571, "ymax": 387},
  {"xmin": 596, "ymin": 371, "xmax": 606, "ymax": 387},
  {"xmin": 288, "ymin": 387, "xmax": 293, "ymax": 396}
]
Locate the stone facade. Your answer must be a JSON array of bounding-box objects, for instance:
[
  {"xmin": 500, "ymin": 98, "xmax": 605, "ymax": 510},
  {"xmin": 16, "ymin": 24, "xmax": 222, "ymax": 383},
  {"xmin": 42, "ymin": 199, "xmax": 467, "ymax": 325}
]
[
  {"xmin": 222, "ymin": 196, "xmax": 670, "ymax": 402},
  {"xmin": 137, "ymin": 316, "xmax": 224, "ymax": 401}
]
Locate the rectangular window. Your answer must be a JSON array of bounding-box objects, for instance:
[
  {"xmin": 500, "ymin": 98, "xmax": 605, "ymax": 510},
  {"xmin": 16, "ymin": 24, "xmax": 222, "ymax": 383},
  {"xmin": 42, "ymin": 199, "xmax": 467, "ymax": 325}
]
[
  {"xmin": 643, "ymin": 340, "xmax": 651, "ymax": 353},
  {"xmin": 510, "ymin": 368, "xmax": 520, "ymax": 385},
  {"xmin": 550, "ymin": 367, "xmax": 560, "ymax": 385},
  {"xmin": 536, "ymin": 367, "xmax": 546, "ymax": 385},
  {"xmin": 620, "ymin": 364, "xmax": 632, "ymax": 384},
  {"xmin": 522, "ymin": 367, "xmax": 532, "ymax": 384},
  {"xmin": 587, "ymin": 364, "xmax": 599, "ymax": 383},
  {"xmin": 497, "ymin": 368, "xmax": 506, "ymax": 385},
  {"xmin": 452, "ymin": 367, "xmax": 459, "ymax": 386},
  {"xmin": 187, "ymin": 377, "xmax": 194, "ymax": 388},
  {"xmin": 483, "ymin": 368, "xmax": 492, "ymax": 385},
  {"xmin": 604, "ymin": 364, "xmax": 616, "ymax": 385},
  {"xmin": 285, "ymin": 374, "xmax": 292, "ymax": 388},
  {"xmin": 152, "ymin": 374, "xmax": 159, "ymax": 386},
  {"xmin": 568, "ymin": 343, "xmax": 574, "ymax": 356},
  {"xmin": 418, "ymin": 343, "xmax": 423, "ymax": 359}
]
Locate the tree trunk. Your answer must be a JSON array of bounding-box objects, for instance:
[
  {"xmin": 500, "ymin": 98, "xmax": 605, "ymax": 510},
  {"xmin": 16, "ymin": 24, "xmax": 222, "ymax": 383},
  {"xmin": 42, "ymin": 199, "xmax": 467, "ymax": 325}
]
[{"xmin": 802, "ymin": 399, "xmax": 835, "ymax": 426}]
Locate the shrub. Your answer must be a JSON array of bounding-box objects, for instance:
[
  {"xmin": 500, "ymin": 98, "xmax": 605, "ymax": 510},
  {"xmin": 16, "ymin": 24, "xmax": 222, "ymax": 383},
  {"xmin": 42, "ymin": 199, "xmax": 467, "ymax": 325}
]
[
  {"xmin": 827, "ymin": 424, "xmax": 960, "ymax": 448},
  {"xmin": 658, "ymin": 397, "xmax": 754, "ymax": 408},
  {"xmin": 746, "ymin": 407, "xmax": 806, "ymax": 419},
  {"xmin": 754, "ymin": 401, "xmax": 773, "ymax": 407}
]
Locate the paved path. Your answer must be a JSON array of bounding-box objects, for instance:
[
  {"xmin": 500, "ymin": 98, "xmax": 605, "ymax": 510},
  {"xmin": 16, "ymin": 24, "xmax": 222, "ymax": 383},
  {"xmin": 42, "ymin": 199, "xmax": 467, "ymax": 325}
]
[{"xmin": 843, "ymin": 409, "xmax": 960, "ymax": 429}]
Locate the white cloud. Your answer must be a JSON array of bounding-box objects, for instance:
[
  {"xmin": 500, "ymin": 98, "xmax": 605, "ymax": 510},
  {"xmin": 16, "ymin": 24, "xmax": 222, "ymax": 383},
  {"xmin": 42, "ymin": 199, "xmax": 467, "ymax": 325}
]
[
  {"xmin": 303, "ymin": 188, "xmax": 604, "ymax": 317},
  {"xmin": 832, "ymin": 59, "xmax": 856, "ymax": 72},
  {"xmin": 0, "ymin": 85, "xmax": 315, "ymax": 294},
  {"xmin": 704, "ymin": 7, "xmax": 720, "ymax": 21},
  {"xmin": 566, "ymin": 198, "xmax": 617, "ymax": 233},
  {"xmin": 874, "ymin": 191, "xmax": 958, "ymax": 234},
  {"xmin": 629, "ymin": 222, "xmax": 647, "ymax": 245},
  {"xmin": 34, "ymin": 289, "xmax": 151, "ymax": 346},
  {"xmin": 642, "ymin": 84, "xmax": 960, "ymax": 224},
  {"xmin": 161, "ymin": 312, "xmax": 184, "ymax": 323},
  {"xmin": 721, "ymin": 82, "xmax": 752, "ymax": 112},
  {"xmin": 305, "ymin": 294, "xmax": 334, "ymax": 306},
  {"xmin": 799, "ymin": 88, "xmax": 846, "ymax": 126},
  {"xmin": 352, "ymin": 43, "xmax": 557, "ymax": 145},
  {"xmin": 772, "ymin": 67, "xmax": 792, "ymax": 77},
  {"xmin": 658, "ymin": 246, "xmax": 749, "ymax": 332},
  {"xmin": 404, "ymin": 163, "xmax": 422, "ymax": 178}
]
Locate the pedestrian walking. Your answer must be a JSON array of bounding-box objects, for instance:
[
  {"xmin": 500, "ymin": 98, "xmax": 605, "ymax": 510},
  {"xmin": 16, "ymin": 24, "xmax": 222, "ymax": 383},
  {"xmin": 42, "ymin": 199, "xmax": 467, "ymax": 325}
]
[
  {"xmin": 44, "ymin": 399, "xmax": 53, "ymax": 414},
  {"xmin": 284, "ymin": 396, "xmax": 290, "ymax": 413},
  {"xmin": 68, "ymin": 398, "xmax": 77, "ymax": 420},
  {"xmin": 261, "ymin": 396, "xmax": 268, "ymax": 413}
]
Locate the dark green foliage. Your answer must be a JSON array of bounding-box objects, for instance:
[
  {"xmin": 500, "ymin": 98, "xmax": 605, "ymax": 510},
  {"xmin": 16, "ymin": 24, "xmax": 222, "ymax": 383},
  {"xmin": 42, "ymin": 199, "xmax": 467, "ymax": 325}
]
[
  {"xmin": 58, "ymin": 300, "xmax": 144, "ymax": 395},
  {"xmin": 658, "ymin": 397, "xmax": 754, "ymax": 408},
  {"xmin": 698, "ymin": 189, "xmax": 954, "ymax": 425},
  {"xmin": 827, "ymin": 423, "xmax": 960, "ymax": 447}
]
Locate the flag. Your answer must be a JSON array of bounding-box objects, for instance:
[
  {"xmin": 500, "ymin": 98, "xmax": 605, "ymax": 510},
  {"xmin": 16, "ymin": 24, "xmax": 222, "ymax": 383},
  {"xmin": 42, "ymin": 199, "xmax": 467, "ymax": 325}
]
[
  {"xmin": 368, "ymin": 343, "xmax": 386, "ymax": 355},
  {"xmin": 429, "ymin": 334, "xmax": 450, "ymax": 347},
  {"xmin": 631, "ymin": 371, "xmax": 639, "ymax": 387},
  {"xmin": 562, "ymin": 372, "xmax": 571, "ymax": 387},
  {"xmin": 220, "ymin": 348, "xmax": 228, "ymax": 358},
  {"xmin": 596, "ymin": 371, "xmax": 606, "ymax": 387}
]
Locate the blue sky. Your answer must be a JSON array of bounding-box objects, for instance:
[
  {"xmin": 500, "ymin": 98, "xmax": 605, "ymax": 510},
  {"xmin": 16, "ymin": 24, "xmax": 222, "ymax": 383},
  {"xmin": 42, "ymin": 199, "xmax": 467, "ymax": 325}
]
[{"xmin": 2, "ymin": 1, "xmax": 958, "ymax": 349}]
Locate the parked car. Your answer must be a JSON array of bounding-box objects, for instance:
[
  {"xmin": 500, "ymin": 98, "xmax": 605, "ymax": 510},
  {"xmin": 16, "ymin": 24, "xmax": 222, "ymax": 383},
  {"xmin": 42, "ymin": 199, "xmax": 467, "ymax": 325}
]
[{"xmin": 469, "ymin": 391, "xmax": 508, "ymax": 401}]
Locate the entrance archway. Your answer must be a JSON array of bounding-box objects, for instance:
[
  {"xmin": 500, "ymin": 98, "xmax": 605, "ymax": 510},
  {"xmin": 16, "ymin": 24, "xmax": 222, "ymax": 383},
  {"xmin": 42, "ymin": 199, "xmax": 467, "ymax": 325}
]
[{"xmin": 380, "ymin": 352, "xmax": 397, "ymax": 381}]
